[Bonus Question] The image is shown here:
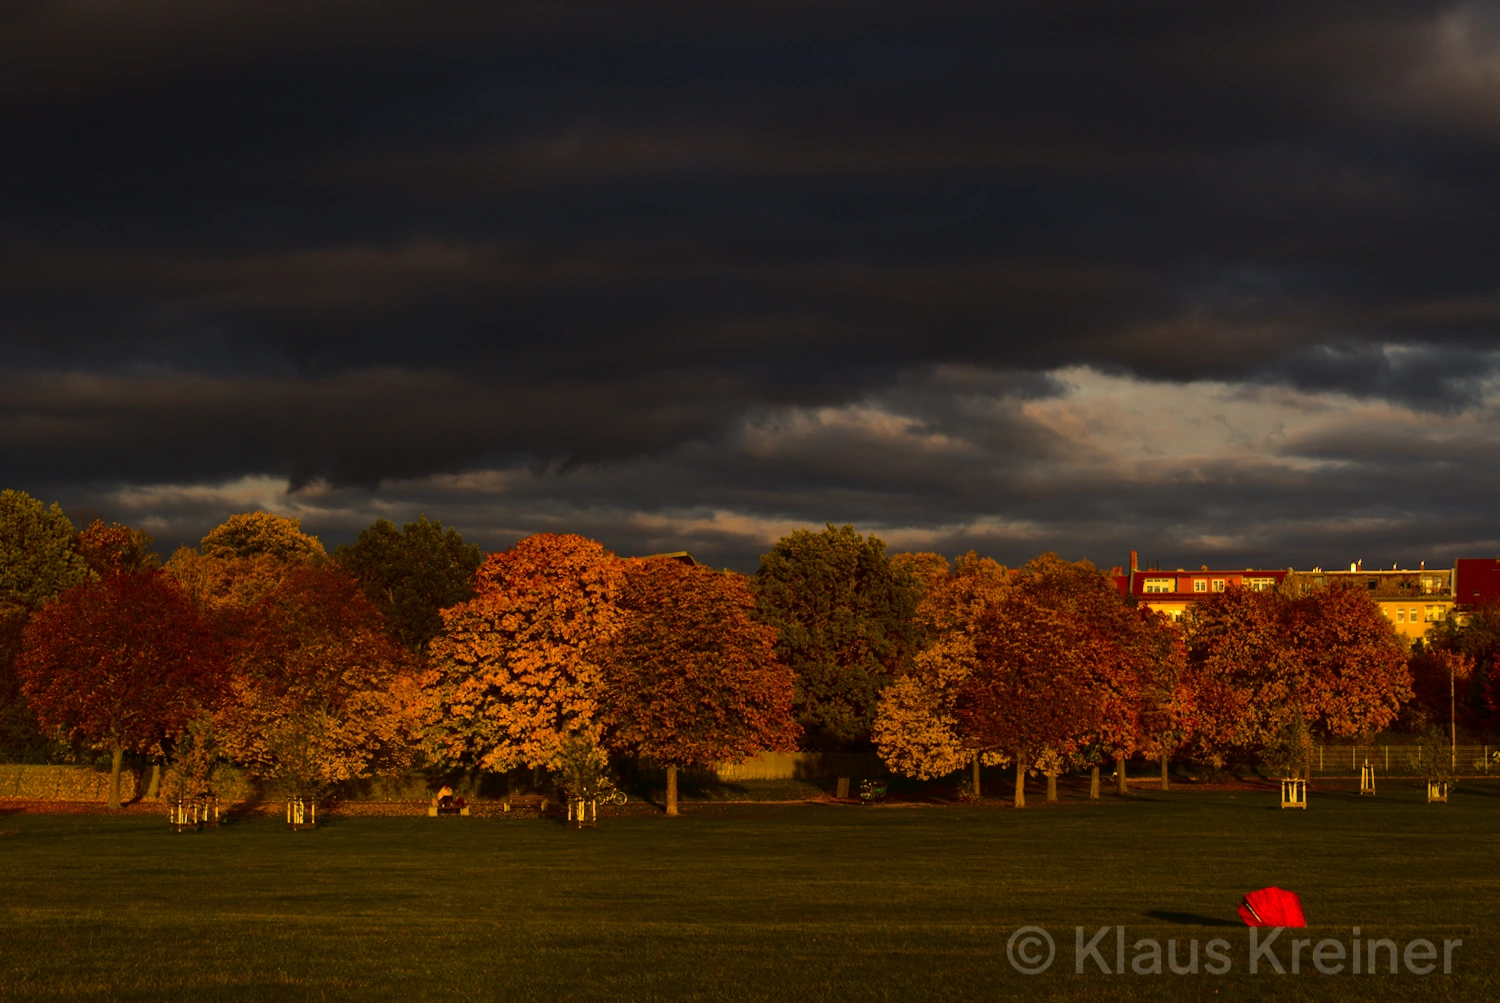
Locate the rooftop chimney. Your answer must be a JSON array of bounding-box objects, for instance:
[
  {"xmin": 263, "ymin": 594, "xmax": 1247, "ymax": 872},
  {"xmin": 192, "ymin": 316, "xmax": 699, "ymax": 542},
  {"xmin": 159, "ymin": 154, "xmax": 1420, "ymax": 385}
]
[{"xmin": 1129, "ymin": 550, "xmax": 1138, "ymax": 572}]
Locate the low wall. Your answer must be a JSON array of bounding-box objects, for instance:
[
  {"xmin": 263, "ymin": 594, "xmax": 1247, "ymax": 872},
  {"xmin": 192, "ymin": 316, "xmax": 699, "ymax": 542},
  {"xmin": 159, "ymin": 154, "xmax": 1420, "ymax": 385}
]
[
  {"xmin": 683, "ymin": 752, "xmax": 888, "ymax": 782},
  {"xmin": 0, "ymin": 754, "xmax": 892, "ymax": 803},
  {"xmin": 0, "ymin": 764, "xmax": 138, "ymax": 801}
]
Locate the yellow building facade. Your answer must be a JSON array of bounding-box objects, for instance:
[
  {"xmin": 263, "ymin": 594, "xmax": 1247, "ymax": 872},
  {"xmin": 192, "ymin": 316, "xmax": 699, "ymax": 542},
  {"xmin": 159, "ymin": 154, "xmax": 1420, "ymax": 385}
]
[{"xmin": 1317, "ymin": 567, "xmax": 1452, "ymax": 641}]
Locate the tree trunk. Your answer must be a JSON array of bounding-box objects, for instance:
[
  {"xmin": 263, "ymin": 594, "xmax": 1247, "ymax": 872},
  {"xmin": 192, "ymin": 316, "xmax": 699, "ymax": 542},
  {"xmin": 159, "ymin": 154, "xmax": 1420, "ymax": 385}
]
[
  {"xmin": 1013, "ymin": 756, "xmax": 1025, "ymax": 808},
  {"xmin": 666, "ymin": 765, "xmax": 679, "ymax": 817},
  {"xmin": 108, "ymin": 746, "xmax": 124, "ymax": 810},
  {"xmin": 1090, "ymin": 766, "xmax": 1100, "ymax": 800},
  {"xmin": 1046, "ymin": 773, "xmax": 1058, "ymax": 801},
  {"xmin": 1160, "ymin": 752, "xmax": 1169, "ymax": 791},
  {"xmin": 972, "ymin": 754, "xmax": 982, "ymax": 800},
  {"xmin": 1116, "ymin": 753, "xmax": 1128, "ymax": 795},
  {"xmin": 145, "ymin": 762, "xmax": 161, "ymax": 800}
]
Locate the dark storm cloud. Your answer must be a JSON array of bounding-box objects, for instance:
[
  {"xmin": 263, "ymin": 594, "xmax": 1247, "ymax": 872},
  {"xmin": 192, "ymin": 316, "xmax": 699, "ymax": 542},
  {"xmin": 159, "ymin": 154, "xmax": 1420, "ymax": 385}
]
[{"xmin": 4, "ymin": 1, "xmax": 1500, "ymax": 565}]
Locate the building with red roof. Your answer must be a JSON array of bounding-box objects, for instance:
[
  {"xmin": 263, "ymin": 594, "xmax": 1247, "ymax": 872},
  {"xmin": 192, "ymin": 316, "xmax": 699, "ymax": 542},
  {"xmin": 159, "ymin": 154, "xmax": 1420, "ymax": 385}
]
[{"xmin": 1122, "ymin": 550, "xmax": 1288, "ymax": 623}]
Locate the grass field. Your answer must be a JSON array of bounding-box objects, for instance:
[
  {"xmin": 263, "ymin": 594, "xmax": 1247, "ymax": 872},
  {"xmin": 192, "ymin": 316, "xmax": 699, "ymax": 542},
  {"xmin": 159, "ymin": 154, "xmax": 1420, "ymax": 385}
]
[{"xmin": 2, "ymin": 781, "xmax": 1497, "ymax": 1002}]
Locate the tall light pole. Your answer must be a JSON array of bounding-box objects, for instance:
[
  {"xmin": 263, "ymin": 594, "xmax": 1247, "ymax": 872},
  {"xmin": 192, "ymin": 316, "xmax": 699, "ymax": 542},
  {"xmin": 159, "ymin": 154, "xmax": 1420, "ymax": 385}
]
[{"xmin": 1451, "ymin": 656, "xmax": 1458, "ymax": 770}]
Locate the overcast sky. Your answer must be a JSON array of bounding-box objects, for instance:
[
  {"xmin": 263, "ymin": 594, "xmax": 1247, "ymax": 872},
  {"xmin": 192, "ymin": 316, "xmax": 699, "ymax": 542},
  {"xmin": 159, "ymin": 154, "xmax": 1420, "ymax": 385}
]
[{"xmin": 4, "ymin": 2, "xmax": 1500, "ymax": 571}]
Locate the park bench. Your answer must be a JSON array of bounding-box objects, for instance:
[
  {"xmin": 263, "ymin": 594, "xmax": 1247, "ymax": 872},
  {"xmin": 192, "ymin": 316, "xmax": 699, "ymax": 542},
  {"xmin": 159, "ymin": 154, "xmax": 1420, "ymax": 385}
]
[
  {"xmin": 503, "ymin": 794, "xmax": 549, "ymax": 813},
  {"xmin": 427, "ymin": 803, "xmax": 470, "ymax": 816}
]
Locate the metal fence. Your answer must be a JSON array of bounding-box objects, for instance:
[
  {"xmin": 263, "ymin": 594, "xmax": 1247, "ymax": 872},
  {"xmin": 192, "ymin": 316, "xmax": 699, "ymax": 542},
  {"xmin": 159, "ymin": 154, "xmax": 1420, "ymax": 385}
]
[{"xmin": 1311, "ymin": 745, "xmax": 1497, "ymax": 777}]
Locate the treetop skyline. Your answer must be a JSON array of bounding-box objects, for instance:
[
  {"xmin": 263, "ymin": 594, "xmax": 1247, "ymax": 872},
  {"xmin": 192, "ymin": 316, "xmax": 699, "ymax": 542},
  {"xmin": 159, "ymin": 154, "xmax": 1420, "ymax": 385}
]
[{"xmin": 4, "ymin": 4, "xmax": 1498, "ymax": 571}]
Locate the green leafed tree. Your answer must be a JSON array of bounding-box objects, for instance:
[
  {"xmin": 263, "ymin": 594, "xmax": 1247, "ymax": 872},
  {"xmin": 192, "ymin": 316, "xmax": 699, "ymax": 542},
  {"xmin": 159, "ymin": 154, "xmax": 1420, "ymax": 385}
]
[
  {"xmin": 0, "ymin": 490, "xmax": 91, "ymax": 759},
  {"xmin": 0, "ymin": 490, "xmax": 89, "ymax": 613},
  {"xmin": 334, "ymin": 516, "xmax": 483, "ymax": 651},
  {"xmin": 754, "ymin": 524, "xmax": 922, "ymax": 750}
]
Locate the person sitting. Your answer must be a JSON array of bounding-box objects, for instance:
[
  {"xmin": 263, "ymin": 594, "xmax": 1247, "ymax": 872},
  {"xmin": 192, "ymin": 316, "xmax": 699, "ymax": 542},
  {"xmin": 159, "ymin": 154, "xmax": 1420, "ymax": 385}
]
[{"xmin": 433, "ymin": 784, "xmax": 455, "ymax": 809}]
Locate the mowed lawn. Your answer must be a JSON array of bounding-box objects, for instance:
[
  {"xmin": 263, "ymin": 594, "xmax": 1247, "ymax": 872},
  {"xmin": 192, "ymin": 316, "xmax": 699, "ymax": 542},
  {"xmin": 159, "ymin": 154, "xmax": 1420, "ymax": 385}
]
[{"xmin": 2, "ymin": 782, "xmax": 1497, "ymax": 1002}]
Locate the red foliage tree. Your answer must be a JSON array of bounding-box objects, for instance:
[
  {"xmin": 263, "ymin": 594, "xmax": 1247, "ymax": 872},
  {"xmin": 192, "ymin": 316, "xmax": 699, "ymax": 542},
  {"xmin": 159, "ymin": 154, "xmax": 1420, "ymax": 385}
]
[
  {"xmin": 1293, "ymin": 583, "xmax": 1412, "ymax": 738},
  {"xmin": 954, "ymin": 554, "xmax": 1181, "ymax": 804},
  {"xmin": 1021, "ymin": 556, "xmax": 1188, "ymax": 796},
  {"xmin": 1419, "ymin": 603, "xmax": 1500, "ymax": 732},
  {"xmin": 1128, "ymin": 614, "xmax": 1193, "ymax": 792},
  {"xmin": 955, "ymin": 556, "xmax": 1122, "ymax": 806},
  {"xmin": 1182, "ymin": 587, "xmax": 1293, "ymax": 765},
  {"xmin": 1185, "ymin": 582, "xmax": 1410, "ymax": 768},
  {"xmin": 598, "ymin": 558, "xmax": 799, "ymax": 816},
  {"xmin": 17, "ymin": 571, "xmax": 225, "ymax": 807}
]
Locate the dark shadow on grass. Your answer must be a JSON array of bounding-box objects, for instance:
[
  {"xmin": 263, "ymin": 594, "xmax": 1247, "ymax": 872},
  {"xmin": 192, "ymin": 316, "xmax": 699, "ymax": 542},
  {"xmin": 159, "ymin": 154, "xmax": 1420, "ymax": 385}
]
[{"xmin": 1146, "ymin": 910, "xmax": 1239, "ymax": 927}]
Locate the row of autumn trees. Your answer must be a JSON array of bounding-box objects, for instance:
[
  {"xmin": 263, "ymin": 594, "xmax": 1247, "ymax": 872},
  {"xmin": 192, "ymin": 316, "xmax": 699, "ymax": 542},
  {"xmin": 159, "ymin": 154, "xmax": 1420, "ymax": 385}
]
[
  {"xmin": 0, "ymin": 493, "xmax": 796, "ymax": 813},
  {"xmin": 0, "ymin": 489, "xmax": 1442, "ymax": 811},
  {"xmin": 875, "ymin": 553, "xmax": 1418, "ymax": 805}
]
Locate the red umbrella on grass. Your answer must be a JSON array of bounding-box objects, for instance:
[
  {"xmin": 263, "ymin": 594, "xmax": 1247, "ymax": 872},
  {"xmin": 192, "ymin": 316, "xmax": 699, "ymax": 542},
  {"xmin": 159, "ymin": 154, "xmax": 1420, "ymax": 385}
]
[{"xmin": 1238, "ymin": 887, "xmax": 1306, "ymax": 927}]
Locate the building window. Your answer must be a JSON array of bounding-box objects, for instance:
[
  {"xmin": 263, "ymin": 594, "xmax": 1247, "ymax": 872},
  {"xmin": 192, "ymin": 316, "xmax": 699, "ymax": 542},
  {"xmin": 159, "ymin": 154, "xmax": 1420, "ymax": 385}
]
[
  {"xmin": 1395, "ymin": 608, "xmax": 1405, "ymax": 622},
  {"xmin": 1368, "ymin": 578, "xmax": 1379, "ymax": 590},
  {"xmin": 1212, "ymin": 579, "xmax": 1226, "ymax": 592},
  {"xmin": 1248, "ymin": 577, "xmax": 1275, "ymax": 591},
  {"xmin": 1194, "ymin": 579, "xmax": 1207, "ymax": 593},
  {"xmin": 1410, "ymin": 608, "xmax": 1419, "ymax": 623},
  {"xmin": 1425, "ymin": 606, "xmax": 1445, "ymax": 622},
  {"xmin": 1144, "ymin": 578, "xmax": 1174, "ymax": 594}
]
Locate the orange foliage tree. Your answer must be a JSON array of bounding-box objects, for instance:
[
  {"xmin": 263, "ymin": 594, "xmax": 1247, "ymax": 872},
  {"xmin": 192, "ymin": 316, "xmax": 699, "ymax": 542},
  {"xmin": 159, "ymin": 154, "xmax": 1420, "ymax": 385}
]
[
  {"xmin": 873, "ymin": 552, "xmax": 1013, "ymax": 795},
  {"xmin": 217, "ymin": 566, "xmax": 417, "ymax": 799},
  {"xmin": 201, "ymin": 511, "xmax": 327, "ymax": 562},
  {"xmin": 75, "ymin": 519, "xmax": 159, "ymax": 576},
  {"xmin": 427, "ymin": 533, "xmax": 623, "ymax": 775},
  {"xmin": 598, "ymin": 557, "xmax": 799, "ymax": 816},
  {"xmin": 17, "ymin": 571, "xmax": 225, "ymax": 807},
  {"xmin": 166, "ymin": 512, "xmax": 325, "ymax": 614}
]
